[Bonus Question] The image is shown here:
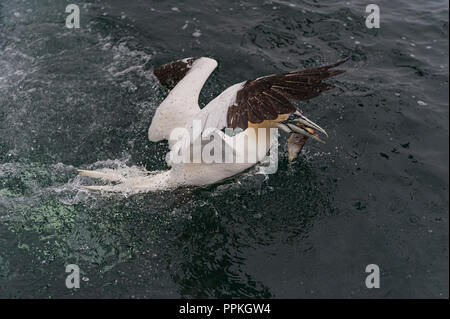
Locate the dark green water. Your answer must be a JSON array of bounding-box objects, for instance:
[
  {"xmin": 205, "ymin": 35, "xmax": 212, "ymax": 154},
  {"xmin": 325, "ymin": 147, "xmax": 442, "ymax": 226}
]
[{"xmin": 0, "ymin": 0, "xmax": 448, "ymax": 298}]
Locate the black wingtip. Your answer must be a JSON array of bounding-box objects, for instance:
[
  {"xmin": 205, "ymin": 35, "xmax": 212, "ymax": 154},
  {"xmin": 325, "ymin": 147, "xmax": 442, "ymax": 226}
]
[
  {"xmin": 328, "ymin": 69, "xmax": 346, "ymax": 77},
  {"xmin": 153, "ymin": 57, "xmax": 200, "ymax": 90}
]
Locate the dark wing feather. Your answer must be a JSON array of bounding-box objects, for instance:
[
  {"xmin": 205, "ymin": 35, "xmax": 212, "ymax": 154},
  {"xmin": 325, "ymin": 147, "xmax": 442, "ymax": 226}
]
[
  {"xmin": 227, "ymin": 103, "xmax": 248, "ymax": 130},
  {"xmin": 153, "ymin": 57, "xmax": 199, "ymax": 90},
  {"xmin": 227, "ymin": 58, "xmax": 348, "ymax": 129}
]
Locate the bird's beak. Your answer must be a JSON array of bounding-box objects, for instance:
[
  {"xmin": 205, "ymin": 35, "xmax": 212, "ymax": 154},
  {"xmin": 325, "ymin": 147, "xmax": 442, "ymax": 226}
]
[{"xmin": 275, "ymin": 111, "xmax": 328, "ymax": 144}]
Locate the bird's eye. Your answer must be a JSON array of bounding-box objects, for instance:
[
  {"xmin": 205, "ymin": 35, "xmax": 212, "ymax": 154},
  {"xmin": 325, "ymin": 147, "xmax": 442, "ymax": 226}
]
[{"xmin": 287, "ymin": 114, "xmax": 297, "ymax": 121}]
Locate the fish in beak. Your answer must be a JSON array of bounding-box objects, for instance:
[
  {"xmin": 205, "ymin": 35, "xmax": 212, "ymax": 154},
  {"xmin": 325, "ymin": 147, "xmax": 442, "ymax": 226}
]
[
  {"xmin": 287, "ymin": 133, "xmax": 308, "ymax": 162},
  {"xmin": 274, "ymin": 111, "xmax": 328, "ymax": 161}
]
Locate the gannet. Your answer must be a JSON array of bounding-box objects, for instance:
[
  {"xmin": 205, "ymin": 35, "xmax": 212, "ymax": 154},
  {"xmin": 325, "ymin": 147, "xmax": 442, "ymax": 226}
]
[{"xmin": 79, "ymin": 57, "xmax": 347, "ymax": 193}]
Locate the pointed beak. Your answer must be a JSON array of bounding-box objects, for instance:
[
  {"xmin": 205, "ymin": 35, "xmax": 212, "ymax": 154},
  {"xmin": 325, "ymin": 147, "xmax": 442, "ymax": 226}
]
[
  {"xmin": 293, "ymin": 111, "xmax": 328, "ymax": 138},
  {"xmin": 276, "ymin": 111, "xmax": 328, "ymax": 144}
]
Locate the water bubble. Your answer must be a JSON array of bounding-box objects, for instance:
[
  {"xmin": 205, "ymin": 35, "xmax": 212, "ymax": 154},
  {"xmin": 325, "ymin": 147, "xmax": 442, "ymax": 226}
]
[{"xmin": 417, "ymin": 100, "xmax": 427, "ymax": 106}]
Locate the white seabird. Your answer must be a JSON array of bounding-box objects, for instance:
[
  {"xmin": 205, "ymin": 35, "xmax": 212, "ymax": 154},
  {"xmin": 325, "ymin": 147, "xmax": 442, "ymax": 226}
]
[{"xmin": 79, "ymin": 57, "xmax": 348, "ymax": 193}]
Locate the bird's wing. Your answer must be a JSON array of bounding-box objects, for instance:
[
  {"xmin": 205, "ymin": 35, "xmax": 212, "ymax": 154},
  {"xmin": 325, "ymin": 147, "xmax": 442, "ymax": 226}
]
[
  {"xmin": 226, "ymin": 58, "xmax": 349, "ymax": 130},
  {"xmin": 168, "ymin": 58, "xmax": 348, "ymax": 164},
  {"xmin": 149, "ymin": 57, "xmax": 218, "ymax": 142},
  {"xmin": 184, "ymin": 58, "xmax": 348, "ymax": 144},
  {"xmin": 153, "ymin": 57, "xmax": 201, "ymax": 90}
]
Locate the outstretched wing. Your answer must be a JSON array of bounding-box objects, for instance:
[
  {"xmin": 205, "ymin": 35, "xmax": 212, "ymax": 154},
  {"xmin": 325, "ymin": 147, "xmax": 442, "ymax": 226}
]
[{"xmin": 226, "ymin": 58, "xmax": 349, "ymax": 130}]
